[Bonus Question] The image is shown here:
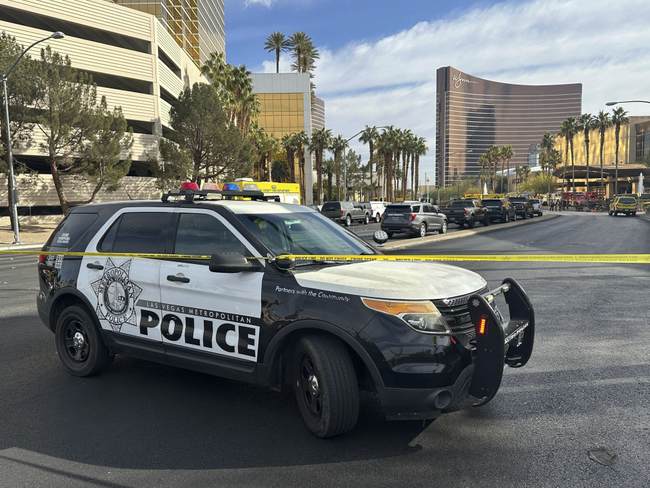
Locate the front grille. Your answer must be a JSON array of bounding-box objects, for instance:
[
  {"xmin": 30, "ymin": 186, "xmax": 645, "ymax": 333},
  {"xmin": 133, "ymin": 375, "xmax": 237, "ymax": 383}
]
[{"xmin": 433, "ymin": 288, "xmax": 487, "ymax": 336}]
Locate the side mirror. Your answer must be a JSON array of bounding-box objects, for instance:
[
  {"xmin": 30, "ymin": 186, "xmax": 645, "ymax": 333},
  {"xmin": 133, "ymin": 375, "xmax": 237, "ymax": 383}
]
[
  {"xmin": 373, "ymin": 230, "xmax": 389, "ymax": 245},
  {"xmin": 209, "ymin": 253, "xmax": 261, "ymax": 273}
]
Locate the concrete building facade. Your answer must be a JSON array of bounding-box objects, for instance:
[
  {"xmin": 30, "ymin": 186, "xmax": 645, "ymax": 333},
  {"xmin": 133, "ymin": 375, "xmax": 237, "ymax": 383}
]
[{"xmin": 0, "ymin": 0, "xmax": 208, "ymax": 208}]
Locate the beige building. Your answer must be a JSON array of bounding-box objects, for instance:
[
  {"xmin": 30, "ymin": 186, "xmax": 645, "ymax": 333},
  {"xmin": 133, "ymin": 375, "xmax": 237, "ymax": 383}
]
[
  {"xmin": 0, "ymin": 0, "xmax": 210, "ymax": 207},
  {"xmin": 113, "ymin": 0, "xmax": 225, "ymax": 65}
]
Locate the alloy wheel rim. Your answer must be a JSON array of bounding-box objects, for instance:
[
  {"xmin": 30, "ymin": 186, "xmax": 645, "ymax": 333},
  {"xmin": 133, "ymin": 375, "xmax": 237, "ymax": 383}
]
[
  {"xmin": 299, "ymin": 355, "xmax": 322, "ymax": 417},
  {"xmin": 63, "ymin": 320, "xmax": 89, "ymax": 363}
]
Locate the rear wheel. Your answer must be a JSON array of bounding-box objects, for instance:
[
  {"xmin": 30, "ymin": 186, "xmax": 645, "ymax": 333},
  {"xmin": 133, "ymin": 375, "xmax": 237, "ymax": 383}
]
[
  {"xmin": 364, "ymin": 214, "xmax": 370, "ymax": 225},
  {"xmin": 504, "ymin": 212, "xmax": 510, "ymax": 223},
  {"xmin": 55, "ymin": 305, "xmax": 110, "ymax": 377},
  {"xmin": 483, "ymin": 215, "xmax": 490, "ymax": 226},
  {"xmin": 291, "ymin": 336, "xmax": 359, "ymax": 438},
  {"xmin": 375, "ymin": 213, "xmax": 381, "ymax": 223},
  {"xmin": 440, "ymin": 220, "xmax": 448, "ymax": 234},
  {"xmin": 345, "ymin": 215, "xmax": 352, "ymax": 227},
  {"xmin": 418, "ymin": 223, "xmax": 427, "ymax": 237}
]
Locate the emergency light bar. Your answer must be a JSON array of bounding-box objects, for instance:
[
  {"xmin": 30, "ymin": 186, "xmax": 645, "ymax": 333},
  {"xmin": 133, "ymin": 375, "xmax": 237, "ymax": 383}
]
[{"xmin": 161, "ymin": 189, "xmax": 280, "ymax": 203}]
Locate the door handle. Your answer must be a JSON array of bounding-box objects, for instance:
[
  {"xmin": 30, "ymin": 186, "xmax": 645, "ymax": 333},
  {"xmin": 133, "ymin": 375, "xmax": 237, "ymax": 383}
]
[
  {"xmin": 87, "ymin": 262, "xmax": 104, "ymax": 270},
  {"xmin": 167, "ymin": 274, "xmax": 190, "ymax": 283}
]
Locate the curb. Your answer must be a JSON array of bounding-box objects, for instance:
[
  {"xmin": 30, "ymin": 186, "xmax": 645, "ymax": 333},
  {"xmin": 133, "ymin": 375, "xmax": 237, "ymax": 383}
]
[{"xmin": 382, "ymin": 213, "xmax": 561, "ymax": 251}]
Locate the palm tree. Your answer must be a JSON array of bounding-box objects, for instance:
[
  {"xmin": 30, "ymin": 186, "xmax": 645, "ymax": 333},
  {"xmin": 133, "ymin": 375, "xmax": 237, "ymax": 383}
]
[
  {"xmin": 595, "ymin": 111, "xmax": 611, "ymax": 190},
  {"xmin": 501, "ymin": 145, "xmax": 514, "ymax": 193},
  {"xmin": 323, "ymin": 158, "xmax": 335, "ymax": 200},
  {"xmin": 308, "ymin": 127, "xmax": 332, "ymax": 204},
  {"xmin": 330, "ymin": 135, "xmax": 348, "ymax": 200},
  {"xmin": 560, "ymin": 118, "xmax": 578, "ymax": 191},
  {"xmin": 288, "ymin": 32, "xmax": 319, "ymax": 74},
  {"xmin": 281, "ymin": 133, "xmax": 298, "ymax": 181},
  {"xmin": 400, "ymin": 129, "xmax": 414, "ymax": 199},
  {"xmin": 359, "ymin": 126, "xmax": 379, "ymax": 197},
  {"xmin": 292, "ymin": 132, "xmax": 310, "ymax": 203},
  {"xmin": 264, "ymin": 32, "xmax": 290, "ymax": 73},
  {"xmin": 611, "ymin": 107, "xmax": 629, "ymax": 195},
  {"xmin": 414, "ymin": 136, "xmax": 427, "ymax": 198},
  {"xmin": 578, "ymin": 113, "xmax": 594, "ymax": 192},
  {"xmin": 376, "ymin": 127, "xmax": 396, "ymax": 201}
]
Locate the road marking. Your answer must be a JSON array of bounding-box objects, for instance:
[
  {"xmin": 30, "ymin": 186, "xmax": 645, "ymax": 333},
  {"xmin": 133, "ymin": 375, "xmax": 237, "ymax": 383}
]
[{"xmin": 500, "ymin": 376, "xmax": 650, "ymax": 393}]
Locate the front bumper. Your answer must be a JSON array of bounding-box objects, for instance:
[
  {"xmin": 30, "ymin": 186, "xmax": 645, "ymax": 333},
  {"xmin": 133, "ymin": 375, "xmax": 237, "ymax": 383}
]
[{"xmin": 378, "ymin": 278, "xmax": 535, "ymax": 419}]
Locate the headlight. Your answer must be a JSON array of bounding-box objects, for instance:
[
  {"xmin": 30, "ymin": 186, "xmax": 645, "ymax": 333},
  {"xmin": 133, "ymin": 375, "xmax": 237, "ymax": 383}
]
[{"xmin": 361, "ymin": 297, "xmax": 451, "ymax": 335}]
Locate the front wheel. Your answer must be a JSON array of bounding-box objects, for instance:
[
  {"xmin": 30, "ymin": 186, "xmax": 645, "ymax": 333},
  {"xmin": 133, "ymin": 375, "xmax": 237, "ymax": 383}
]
[
  {"xmin": 364, "ymin": 214, "xmax": 370, "ymax": 225},
  {"xmin": 609, "ymin": 211, "xmax": 613, "ymax": 216},
  {"xmin": 292, "ymin": 336, "xmax": 359, "ymax": 438},
  {"xmin": 345, "ymin": 215, "xmax": 352, "ymax": 227},
  {"xmin": 55, "ymin": 305, "xmax": 111, "ymax": 377},
  {"xmin": 440, "ymin": 220, "xmax": 448, "ymax": 234}
]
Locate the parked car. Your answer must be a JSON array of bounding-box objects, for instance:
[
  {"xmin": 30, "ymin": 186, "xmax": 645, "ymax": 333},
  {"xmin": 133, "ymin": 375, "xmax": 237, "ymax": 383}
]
[
  {"xmin": 481, "ymin": 198, "xmax": 516, "ymax": 223},
  {"xmin": 441, "ymin": 199, "xmax": 490, "ymax": 228},
  {"xmin": 638, "ymin": 193, "xmax": 650, "ymax": 211},
  {"xmin": 529, "ymin": 199, "xmax": 543, "ymax": 216},
  {"xmin": 358, "ymin": 202, "xmax": 373, "ymax": 222},
  {"xmin": 381, "ymin": 202, "xmax": 447, "ymax": 238},
  {"xmin": 321, "ymin": 201, "xmax": 369, "ymax": 226},
  {"xmin": 507, "ymin": 196, "xmax": 534, "ymax": 219},
  {"xmin": 609, "ymin": 195, "xmax": 638, "ymax": 216},
  {"xmin": 368, "ymin": 201, "xmax": 388, "ymax": 223}
]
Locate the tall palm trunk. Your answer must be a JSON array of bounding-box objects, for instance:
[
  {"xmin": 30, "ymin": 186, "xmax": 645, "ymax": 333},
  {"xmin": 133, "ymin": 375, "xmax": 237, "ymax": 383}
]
[
  {"xmin": 584, "ymin": 133, "xmax": 590, "ymax": 192},
  {"xmin": 335, "ymin": 152, "xmax": 341, "ymax": 200},
  {"xmin": 275, "ymin": 48, "xmax": 280, "ymax": 73},
  {"xmin": 564, "ymin": 137, "xmax": 569, "ymax": 192},
  {"xmin": 569, "ymin": 137, "xmax": 575, "ymax": 192},
  {"xmin": 414, "ymin": 155, "xmax": 420, "ymax": 197},
  {"xmin": 368, "ymin": 141, "xmax": 374, "ymax": 198},
  {"xmin": 599, "ymin": 131, "xmax": 605, "ymax": 190},
  {"xmin": 402, "ymin": 152, "xmax": 408, "ymax": 199},
  {"xmin": 410, "ymin": 155, "xmax": 415, "ymax": 199}
]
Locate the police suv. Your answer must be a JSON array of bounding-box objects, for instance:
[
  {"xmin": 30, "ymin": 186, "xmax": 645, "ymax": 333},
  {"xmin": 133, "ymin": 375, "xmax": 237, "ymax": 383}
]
[{"xmin": 37, "ymin": 189, "xmax": 535, "ymax": 438}]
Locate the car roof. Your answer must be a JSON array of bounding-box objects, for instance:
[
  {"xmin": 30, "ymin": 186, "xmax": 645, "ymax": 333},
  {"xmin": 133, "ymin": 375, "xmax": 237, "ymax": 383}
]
[{"xmin": 69, "ymin": 199, "xmax": 316, "ymax": 215}]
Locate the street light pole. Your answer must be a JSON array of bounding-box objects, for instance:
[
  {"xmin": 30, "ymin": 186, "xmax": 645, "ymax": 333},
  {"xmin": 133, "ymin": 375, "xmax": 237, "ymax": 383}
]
[
  {"xmin": 2, "ymin": 31, "xmax": 64, "ymax": 244},
  {"xmin": 605, "ymin": 100, "xmax": 650, "ymax": 106}
]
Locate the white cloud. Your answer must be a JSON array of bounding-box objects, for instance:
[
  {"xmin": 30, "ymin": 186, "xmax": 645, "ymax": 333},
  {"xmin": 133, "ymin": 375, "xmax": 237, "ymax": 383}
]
[
  {"xmin": 301, "ymin": 0, "xmax": 650, "ymax": 183},
  {"xmin": 244, "ymin": 0, "xmax": 275, "ymax": 7}
]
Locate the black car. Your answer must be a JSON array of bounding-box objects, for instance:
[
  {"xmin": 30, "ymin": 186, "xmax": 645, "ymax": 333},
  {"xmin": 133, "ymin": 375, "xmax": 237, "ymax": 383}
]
[
  {"xmin": 482, "ymin": 198, "xmax": 516, "ymax": 223},
  {"xmin": 507, "ymin": 197, "xmax": 535, "ymax": 219},
  {"xmin": 36, "ymin": 189, "xmax": 535, "ymax": 438},
  {"xmin": 381, "ymin": 202, "xmax": 447, "ymax": 237},
  {"xmin": 321, "ymin": 201, "xmax": 369, "ymax": 226}
]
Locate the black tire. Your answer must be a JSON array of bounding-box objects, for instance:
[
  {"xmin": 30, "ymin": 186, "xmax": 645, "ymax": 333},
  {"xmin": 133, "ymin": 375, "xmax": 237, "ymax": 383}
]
[
  {"xmin": 418, "ymin": 223, "xmax": 427, "ymax": 237},
  {"xmin": 375, "ymin": 213, "xmax": 381, "ymax": 223},
  {"xmin": 345, "ymin": 214, "xmax": 352, "ymax": 227},
  {"xmin": 291, "ymin": 335, "xmax": 359, "ymax": 438},
  {"xmin": 522, "ymin": 212, "xmax": 527, "ymax": 219},
  {"xmin": 386, "ymin": 232, "xmax": 394, "ymax": 238},
  {"xmin": 55, "ymin": 305, "xmax": 110, "ymax": 377},
  {"xmin": 483, "ymin": 215, "xmax": 490, "ymax": 226},
  {"xmin": 440, "ymin": 220, "xmax": 448, "ymax": 234},
  {"xmin": 608, "ymin": 211, "xmax": 613, "ymax": 216},
  {"xmin": 467, "ymin": 218, "xmax": 475, "ymax": 228},
  {"xmin": 504, "ymin": 212, "xmax": 510, "ymax": 223},
  {"xmin": 364, "ymin": 214, "xmax": 370, "ymax": 225}
]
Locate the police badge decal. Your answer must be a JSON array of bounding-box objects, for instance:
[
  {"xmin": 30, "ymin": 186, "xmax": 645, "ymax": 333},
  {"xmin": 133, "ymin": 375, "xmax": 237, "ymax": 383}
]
[{"xmin": 91, "ymin": 258, "xmax": 142, "ymax": 332}]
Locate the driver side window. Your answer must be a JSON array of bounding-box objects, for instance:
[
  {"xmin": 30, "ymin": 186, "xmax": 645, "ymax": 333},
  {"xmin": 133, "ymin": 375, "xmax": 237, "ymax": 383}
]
[{"xmin": 174, "ymin": 213, "xmax": 248, "ymax": 258}]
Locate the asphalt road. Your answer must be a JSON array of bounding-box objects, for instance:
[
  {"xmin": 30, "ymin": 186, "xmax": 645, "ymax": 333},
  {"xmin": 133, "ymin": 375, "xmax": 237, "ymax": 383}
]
[{"xmin": 0, "ymin": 212, "xmax": 648, "ymax": 487}]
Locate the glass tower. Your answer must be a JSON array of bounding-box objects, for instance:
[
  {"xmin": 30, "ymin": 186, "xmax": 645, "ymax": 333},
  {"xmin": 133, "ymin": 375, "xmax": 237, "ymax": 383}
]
[{"xmin": 114, "ymin": 0, "xmax": 225, "ymax": 64}]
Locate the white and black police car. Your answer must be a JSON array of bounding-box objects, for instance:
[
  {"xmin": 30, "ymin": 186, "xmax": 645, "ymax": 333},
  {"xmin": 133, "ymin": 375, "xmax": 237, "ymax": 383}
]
[{"xmin": 37, "ymin": 188, "xmax": 535, "ymax": 438}]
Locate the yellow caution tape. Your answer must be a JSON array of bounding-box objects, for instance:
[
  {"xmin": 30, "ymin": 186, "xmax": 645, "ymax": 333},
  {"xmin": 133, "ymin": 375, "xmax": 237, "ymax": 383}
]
[{"xmin": 0, "ymin": 249, "xmax": 648, "ymax": 264}]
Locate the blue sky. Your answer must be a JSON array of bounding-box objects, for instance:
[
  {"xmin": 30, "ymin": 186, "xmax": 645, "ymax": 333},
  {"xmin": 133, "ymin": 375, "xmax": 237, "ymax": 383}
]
[{"xmin": 225, "ymin": 0, "xmax": 650, "ymax": 182}]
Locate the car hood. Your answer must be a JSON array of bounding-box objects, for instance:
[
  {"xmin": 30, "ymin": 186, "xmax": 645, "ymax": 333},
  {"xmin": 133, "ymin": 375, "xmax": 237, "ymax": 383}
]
[{"xmin": 292, "ymin": 260, "xmax": 487, "ymax": 300}]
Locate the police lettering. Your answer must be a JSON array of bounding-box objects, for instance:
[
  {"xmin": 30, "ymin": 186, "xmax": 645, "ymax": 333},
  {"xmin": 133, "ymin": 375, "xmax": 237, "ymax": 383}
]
[{"xmin": 138, "ymin": 309, "xmax": 258, "ymax": 360}]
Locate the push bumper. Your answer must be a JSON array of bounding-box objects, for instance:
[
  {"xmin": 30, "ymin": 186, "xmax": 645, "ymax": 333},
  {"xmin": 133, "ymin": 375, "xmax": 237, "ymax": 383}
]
[{"xmin": 379, "ymin": 278, "xmax": 535, "ymax": 419}]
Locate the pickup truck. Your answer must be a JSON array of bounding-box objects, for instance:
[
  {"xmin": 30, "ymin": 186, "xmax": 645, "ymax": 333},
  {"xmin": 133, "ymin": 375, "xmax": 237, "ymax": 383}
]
[{"xmin": 441, "ymin": 199, "xmax": 490, "ymax": 228}]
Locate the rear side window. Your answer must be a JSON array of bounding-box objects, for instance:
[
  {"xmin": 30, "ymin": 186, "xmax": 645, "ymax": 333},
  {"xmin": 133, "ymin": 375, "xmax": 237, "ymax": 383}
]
[
  {"xmin": 174, "ymin": 213, "xmax": 247, "ymax": 257},
  {"xmin": 322, "ymin": 202, "xmax": 341, "ymax": 211},
  {"xmin": 100, "ymin": 212, "xmax": 171, "ymax": 254},
  {"xmin": 49, "ymin": 213, "xmax": 97, "ymax": 248},
  {"xmin": 411, "ymin": 205, "xmax": 421, "ymax": 212},
  {"xmin": 385, "ymin": 205, "xmax": 411, "ymax": 213}
]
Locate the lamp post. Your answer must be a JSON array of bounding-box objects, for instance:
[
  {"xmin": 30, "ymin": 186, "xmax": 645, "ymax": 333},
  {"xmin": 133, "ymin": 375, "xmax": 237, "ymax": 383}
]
[
  {"xmin": 605, "ymin": 100, "xmax": 650, "ymax": 106},
  {"xmin": 2, "ymin": 31, "xmax": 64, "ymax": 244}
]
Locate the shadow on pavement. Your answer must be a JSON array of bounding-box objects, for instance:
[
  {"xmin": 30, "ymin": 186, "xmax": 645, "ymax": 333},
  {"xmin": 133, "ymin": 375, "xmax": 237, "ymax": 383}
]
[{"xmin": 3, "ymin": 355, "xmax": 428, "ymax": 470}]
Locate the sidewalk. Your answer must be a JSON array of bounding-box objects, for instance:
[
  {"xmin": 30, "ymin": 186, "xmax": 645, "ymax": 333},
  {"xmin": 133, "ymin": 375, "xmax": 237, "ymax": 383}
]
[{"xmin": 0, "ymin": 223, "xmax": 57, "ymax": 249}]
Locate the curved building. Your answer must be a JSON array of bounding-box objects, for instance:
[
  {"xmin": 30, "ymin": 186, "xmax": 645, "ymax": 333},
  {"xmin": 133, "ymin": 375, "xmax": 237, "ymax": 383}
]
[{"xmin": 435, "ymin": 66, "xmax": 582, "ymax": 187}]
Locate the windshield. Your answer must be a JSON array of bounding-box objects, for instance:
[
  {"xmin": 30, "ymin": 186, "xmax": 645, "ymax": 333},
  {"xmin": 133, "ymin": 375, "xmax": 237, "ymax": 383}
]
[
  {"xmin": 618, "ymin": 197, "xmax": 636, "ymax": 204},
  {"xmin": 237, "ymin": 211, "xmax": 373, "ymax": 256},
  {"xmin": 321, "ymin": 202, "xmax": 341, "ymax": 211}
]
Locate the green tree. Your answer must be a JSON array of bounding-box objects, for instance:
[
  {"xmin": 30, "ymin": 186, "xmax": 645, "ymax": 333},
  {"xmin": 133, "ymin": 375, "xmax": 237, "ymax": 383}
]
[
  {"xmin": 323, "ymin": 157, "xmax": 335, "ymax": 200},
  {"xmin": 595, "ymin": 110, "xmax": 611, "ymax": 189},
  {"xmin": 292, "ymin": 131, "xmax": 309, "ymax": 203},
  {"xmin": 414, "ymin": 136, "xmax": 427, "ymax": 197},
  {"xmin": 77, "ymin": 97, "xmax": 133, "ymax": 203},
  {"xmin": 330, "ymin": 134, "xmax": 348, "ymax": 200},
  {"xmin": 264, "ymin": 32, "xmax": 290, "ymax": 74},
  {"xmin": 559, "ymin": 118, "xmax": 578, "ymax": 191},
  {"xmin": 250, "ymin": 127, "xmax": 277, "ymax": 181},
  {"xmin": 281, "ymin": 133, "xmax": 298, "ymax": 181},
  {"xmin": 359, "ymin": 125, "xmax": 378, "ymax": 197},
  {"xmin": 578, "ymin": 113, "xmax": 595, "ymax": 191},
  {"xmin": 288, "ymin": 32, "xmax": 319, "ymax": 75},
  {"xmin": 500, "ymin": 145, "xmax": 514, "ymax": 193},
  {"xmin": 309, "ymin": 127, "xmax": 332, "ymax": 204},
  {"xmin": 611, "ymin": 107, "xmax": 628, "ymax": 194},
  {"xmin": 33, "ymin": 47, "xmax": 99, "ymax": 214},
  {"xmin": 164, "ymin": 82, "xmax": 252, "ymax": 185},
  {"xmin": 0, "ymin": 33, "xmax": 41, "ymax": 228}
]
